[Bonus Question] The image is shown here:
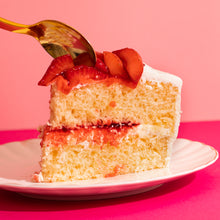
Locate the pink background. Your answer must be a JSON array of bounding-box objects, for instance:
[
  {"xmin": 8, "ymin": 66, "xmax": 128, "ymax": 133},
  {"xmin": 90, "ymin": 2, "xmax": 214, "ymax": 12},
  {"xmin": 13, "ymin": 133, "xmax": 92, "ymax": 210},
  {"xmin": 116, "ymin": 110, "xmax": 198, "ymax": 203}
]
[{"xmin": 0, "ymin": 0, "xmax": 219, "ymax": 130}]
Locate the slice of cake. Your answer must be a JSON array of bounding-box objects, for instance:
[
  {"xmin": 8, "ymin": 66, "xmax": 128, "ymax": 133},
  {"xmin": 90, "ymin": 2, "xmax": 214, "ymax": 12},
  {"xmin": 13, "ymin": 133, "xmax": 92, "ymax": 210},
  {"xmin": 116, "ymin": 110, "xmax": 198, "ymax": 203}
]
[{"xmin": 35, "ymin": 48, "xmax": 182, "ymax": 182}]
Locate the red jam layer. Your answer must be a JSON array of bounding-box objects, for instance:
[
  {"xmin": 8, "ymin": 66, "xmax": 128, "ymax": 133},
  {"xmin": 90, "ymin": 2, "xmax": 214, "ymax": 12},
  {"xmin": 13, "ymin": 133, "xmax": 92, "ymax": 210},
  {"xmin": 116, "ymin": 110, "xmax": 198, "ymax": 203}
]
[{"xmin": 42, "ymin": 123, "xmax": 139, "ymax": 148}]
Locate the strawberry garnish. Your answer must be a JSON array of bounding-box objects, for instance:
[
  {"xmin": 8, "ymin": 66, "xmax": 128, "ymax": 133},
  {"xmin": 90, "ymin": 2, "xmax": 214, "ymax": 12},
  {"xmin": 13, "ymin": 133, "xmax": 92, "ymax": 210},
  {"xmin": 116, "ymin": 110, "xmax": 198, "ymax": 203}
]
[
  {"xmin": 95, "ymin": 51, "xmax": 104, "ymax": 61},
  {"xmin": 103, "ymin": 51, "xmax": 129, "ymax": 79},
  {"xmin": 65, "ymin": 66, "xmax": 109, "ymax": 83},
  {"xmin": 38, "ymin": 48, "xmax": 144, "ymax": 94},
  {"xmin": 38, "ymin": 54, "xmax": 74, "ymax": 86},
  {"xmin": 55, "ymin": 75, "xmax": 72, "ymax": 94},
  {"xmin": 73, "ymin": 52, "xmax": 94, "ymax": 67},
  {"xmin": 56, "ymin": 66, "xmax": 109, "ymax": 94},
  {"xmin": 95, "ymin": 58, "xmax": 109, "ymax": 73},
  {"xmin": 113, "ymin": 48, "xmax": 143, "ymax": 83}
]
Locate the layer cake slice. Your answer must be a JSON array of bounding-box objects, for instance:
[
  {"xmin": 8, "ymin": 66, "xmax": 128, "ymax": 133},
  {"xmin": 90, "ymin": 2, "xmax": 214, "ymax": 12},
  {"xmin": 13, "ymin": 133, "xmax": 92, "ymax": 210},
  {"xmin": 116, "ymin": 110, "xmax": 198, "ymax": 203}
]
[{"xmin": 35, "ymin": 48, "xmax": 182, "ymax": 182}]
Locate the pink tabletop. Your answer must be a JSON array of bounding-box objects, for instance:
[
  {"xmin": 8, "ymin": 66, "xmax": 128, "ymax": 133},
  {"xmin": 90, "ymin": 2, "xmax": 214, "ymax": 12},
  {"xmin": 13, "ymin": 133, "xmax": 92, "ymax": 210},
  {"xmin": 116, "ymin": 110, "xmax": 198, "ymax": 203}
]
[{"xmin": 0, "ymin": 121, "xmax": 219, "ymax": 220}]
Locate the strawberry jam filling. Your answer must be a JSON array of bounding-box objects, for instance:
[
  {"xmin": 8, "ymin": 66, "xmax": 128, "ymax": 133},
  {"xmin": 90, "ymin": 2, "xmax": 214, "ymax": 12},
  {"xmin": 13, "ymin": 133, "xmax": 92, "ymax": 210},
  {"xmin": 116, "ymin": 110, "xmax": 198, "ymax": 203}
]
[
  {"xmin": 38, "ymin": 48, "xmax": 144, "ymax": 94},
  {"xmin": 42, "ymin": 123, "xmax": 139, "ymax": 148}
]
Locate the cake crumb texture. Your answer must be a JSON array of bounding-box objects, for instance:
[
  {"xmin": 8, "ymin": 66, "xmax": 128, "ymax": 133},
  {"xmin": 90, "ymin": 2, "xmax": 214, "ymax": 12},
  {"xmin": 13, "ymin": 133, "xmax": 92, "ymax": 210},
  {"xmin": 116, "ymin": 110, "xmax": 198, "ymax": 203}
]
[
  {"xmin": 40, "ymin": 128, "xmax": 170, "ymax": 182},
  {"xmin": 49, "ymin": 80, "xmax": 180, "ymax": 135},
  {"xmin": 39, "ymin": 72, "xmax": 181, "ymax": 182}
]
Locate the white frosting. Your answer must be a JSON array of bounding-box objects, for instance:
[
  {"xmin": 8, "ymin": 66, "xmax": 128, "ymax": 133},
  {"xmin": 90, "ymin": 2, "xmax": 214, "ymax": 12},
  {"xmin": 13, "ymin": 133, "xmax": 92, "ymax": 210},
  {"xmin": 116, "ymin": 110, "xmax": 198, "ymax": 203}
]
[
  {"xmin": 135, "ymin": 124, "xmax": 171, "ymax": 137},
  {"xmin": 141, "ymin": 64, "xmax": 183, "ymax": 89},
  {"xmin": 139, "ymin": 65, "xmax": 182, "ymax": 164},
  {"xmin": 37, "ymin": 172, "xmax": 44, "ymax": 182}
]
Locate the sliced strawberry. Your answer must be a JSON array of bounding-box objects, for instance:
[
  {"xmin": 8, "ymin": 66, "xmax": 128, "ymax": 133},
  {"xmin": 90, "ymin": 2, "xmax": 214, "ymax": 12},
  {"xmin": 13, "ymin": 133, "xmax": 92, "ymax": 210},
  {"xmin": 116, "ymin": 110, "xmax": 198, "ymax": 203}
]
[
  {"xmin": 38, "ymin": 54, "xmax": 74, "ymax": 86},
  {"xmin": 95, "ymin": 51, "xmax": 104, "ymax": 61},
  {"xmin": 103, "ymin": 51, "xmax": 129, "ymax": 79},
  {"xmin": 95, "ymin": 58, "xmax": 109, "ymax": 73},
  {"xmin": 55, "ymin": 75, "xmax": 72, "ymax": 95},
  {"xmin": 61, "ymin": 66, "xmax": 109, "ymax": 91},
  {"xmin": 73, "ymin": 52, "xmax": 94, "ymax": 67},
  {"xmin": 113, "ymin": 48, "xmax": 143, "ymax": 83}
]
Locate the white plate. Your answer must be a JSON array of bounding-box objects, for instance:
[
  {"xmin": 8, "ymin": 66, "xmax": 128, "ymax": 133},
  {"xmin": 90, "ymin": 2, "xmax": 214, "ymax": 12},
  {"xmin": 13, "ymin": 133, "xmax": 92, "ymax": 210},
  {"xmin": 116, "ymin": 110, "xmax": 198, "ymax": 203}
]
[{"xmin": 0, "ymin": 138, "xmax": 218, "ymax": 200}]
